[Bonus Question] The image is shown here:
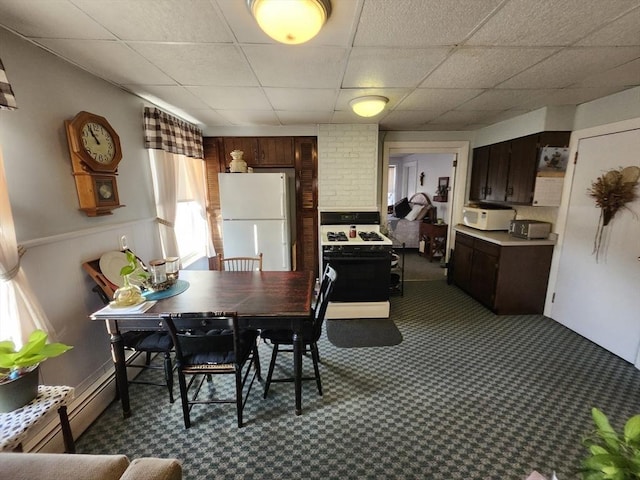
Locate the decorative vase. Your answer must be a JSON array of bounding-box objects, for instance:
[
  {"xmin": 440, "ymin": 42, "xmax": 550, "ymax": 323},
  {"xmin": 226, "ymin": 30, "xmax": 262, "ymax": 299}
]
[
  {"xmin": 113, "ymin": 274, "xmax": 143, "ymax": 306},
  {"xmin": 229, "ymin": 149, "xmax": 248, "ymax": 173},
  {"xmin": 0, "ymin": 365, "xmax": 39, "ymax": 412}
]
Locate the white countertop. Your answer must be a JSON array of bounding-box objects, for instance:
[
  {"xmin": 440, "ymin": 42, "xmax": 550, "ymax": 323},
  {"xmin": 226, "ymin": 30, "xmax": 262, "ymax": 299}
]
[{"xmin": 454, "ymin": 224, "xmax": 557, "ymax": 247}]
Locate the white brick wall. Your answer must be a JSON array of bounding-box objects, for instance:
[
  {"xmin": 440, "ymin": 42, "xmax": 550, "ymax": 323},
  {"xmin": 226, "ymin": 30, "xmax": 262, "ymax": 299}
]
[{"xmin": 318, "ymin": 124, "xmax": 379, "ymax": 210}]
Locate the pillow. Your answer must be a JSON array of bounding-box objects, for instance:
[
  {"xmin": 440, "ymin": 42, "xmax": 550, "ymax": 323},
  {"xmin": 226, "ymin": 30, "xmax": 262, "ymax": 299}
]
[
  {"xmin": 394, "ymin": 197, "xmax": 411, "ymax": 218},
  {"xmin": 414, "ymin": 204, "xmax": 432, "ymax": 221},
  {"xmin": 404, "ymin": 204, "xmax": 424, "ymax": 221}
]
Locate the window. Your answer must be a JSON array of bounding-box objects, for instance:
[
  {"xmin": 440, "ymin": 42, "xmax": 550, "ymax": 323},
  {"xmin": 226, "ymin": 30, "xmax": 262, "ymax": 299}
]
[{"xmin": 175, "ymin": 200, "xmax": 207, "ymax": 267}]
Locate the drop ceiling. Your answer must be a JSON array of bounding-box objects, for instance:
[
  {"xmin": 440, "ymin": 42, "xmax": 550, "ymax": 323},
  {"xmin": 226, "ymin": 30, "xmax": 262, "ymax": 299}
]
[{"xmin": 0, "ymin": 0, "xmax": 638, "ymax": 131}]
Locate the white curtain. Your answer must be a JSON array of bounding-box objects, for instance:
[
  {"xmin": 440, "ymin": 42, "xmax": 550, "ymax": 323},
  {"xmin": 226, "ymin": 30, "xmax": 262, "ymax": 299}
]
[
  {"xmin": 0, "ymin": 148, "xmax": 56, "ymax": 347},
  {"xmin": 149, "ymin": 149, "xmax": 180, "ymax": 258},
  {"xmin": 182, "ymin": 156, "xmax": 215, "ymax": 257}
]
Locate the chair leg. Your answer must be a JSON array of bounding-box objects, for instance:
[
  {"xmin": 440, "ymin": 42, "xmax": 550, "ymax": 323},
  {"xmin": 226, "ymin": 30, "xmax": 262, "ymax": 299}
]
[
  {"xmin": 253, "ymin": 344, "xmax": 262, "ymax": 381},
  {"xmin": 310, "ymin": 342, "xmax": 322, "ymax": 396},
  {"xmin": 263, "ymin": 343, "xmax": 279, "ymax": 399},
  {"xmin": 163, "ymin": 352, "xmax": 174, "ymax": 403},
  {"xmin": 235, "ymin": 370, "xmax": 243, "ymax": 428},
  {"xmin": 145, "ymin": 351, "xmax": 152, "ymax": 365},
  {"xmin": 177, "ymin": 371, "xmax": 191, "ymax": 429}
]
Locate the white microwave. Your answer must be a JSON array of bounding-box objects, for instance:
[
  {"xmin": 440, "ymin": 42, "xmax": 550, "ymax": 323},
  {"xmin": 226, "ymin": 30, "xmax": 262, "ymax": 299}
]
[{"xmin": 462, "ymin": 206, "xmax": 515, "ymax": 231}]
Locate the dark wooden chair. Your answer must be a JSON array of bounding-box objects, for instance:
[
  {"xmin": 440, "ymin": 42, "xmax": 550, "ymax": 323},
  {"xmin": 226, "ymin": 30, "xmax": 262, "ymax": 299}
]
[
  {"xmin": 83, "ymin": 258, "xmax": 175, "ymax": 403},
  {"xmin": 261, "ymin": 264, "xmax": 337, "ymax": 398},
  {"xmin": 162, "ymin": 312, "xmax": 261, "ymax": 428}
]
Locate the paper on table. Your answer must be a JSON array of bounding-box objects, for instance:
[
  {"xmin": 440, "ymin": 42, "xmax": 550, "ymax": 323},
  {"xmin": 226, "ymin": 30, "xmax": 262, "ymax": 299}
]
[{"xmin": 92, "ymin": 300, "xmax": 157, "ymax": 317}]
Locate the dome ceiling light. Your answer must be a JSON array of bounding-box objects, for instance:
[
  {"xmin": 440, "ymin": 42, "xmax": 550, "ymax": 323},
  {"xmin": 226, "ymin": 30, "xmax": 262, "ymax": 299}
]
[
  {"xmin": 247, "ymin": 0, "xmax": 331, "ymax": 45},
  {"xmin": 349, "ymin": 96, "xmax": 389, "ymax": 118}
]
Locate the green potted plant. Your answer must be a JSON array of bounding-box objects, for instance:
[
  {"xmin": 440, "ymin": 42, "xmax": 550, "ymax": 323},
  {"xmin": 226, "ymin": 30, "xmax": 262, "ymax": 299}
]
[
  {"xmin": 0, "ymin": 329, "xmax": 72, "ymax": 412},
  {"xmin": 580, "ymin": 407, "xmax": 640, "ymax": 479},
  {"xmin": 112, "ymin": 250, "xmax": 148, "ymax": 306}
]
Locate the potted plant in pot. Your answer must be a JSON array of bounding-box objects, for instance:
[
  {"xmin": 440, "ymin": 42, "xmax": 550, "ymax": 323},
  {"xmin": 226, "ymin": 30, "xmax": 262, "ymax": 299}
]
[
  {"xmin": 580, "ymin": 407, "xmax": 640, "ymax": 479},
  {"xmin": 0, "ymin": 329, "xmax": 72, "ymax": 412}
]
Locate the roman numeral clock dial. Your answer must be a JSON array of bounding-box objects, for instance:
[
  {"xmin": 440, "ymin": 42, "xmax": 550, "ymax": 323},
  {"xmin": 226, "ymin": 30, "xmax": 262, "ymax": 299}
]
[{"xmin": 65, "ymin": 111, "xmax": 124, "ymax": 216}]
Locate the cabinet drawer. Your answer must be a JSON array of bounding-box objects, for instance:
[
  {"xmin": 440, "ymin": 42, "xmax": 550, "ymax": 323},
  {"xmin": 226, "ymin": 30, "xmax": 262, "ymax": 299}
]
[
  {"xmin": 473, "ymin": 238, "xmax": 500, "ymax": 257},
  {"xmin": 455, "ymin": 232, "xmax": 474, "ymax": 248}
]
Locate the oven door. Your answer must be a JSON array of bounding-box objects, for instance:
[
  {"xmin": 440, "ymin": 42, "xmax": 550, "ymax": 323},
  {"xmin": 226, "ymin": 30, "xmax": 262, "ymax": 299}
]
[{"xmin": 323, "ymin": 254, "xmax": 390, "ymax": 302}]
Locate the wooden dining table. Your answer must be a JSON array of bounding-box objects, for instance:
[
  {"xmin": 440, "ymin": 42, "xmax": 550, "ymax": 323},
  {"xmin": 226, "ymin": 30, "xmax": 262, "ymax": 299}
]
[{"xmin": 91, "ymin": 270, "xmax": 314, "ymax": 418}]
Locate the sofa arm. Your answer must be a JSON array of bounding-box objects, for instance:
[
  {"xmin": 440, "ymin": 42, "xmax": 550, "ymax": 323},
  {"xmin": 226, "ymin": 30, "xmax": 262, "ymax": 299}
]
[
  {"xmin": 120, "ymin": 457, "xmax": 182, "ymax": 480},
  {"xmin": 0, "ymin": 453, "xmax": 130, "ymax": 480}
]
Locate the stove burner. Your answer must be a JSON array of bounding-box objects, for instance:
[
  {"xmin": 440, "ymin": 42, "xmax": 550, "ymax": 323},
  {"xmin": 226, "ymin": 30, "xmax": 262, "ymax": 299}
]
[
  {"xmin": 359, "ymin": 231, "xmax": 384, "ymax": 242},
  {"xmin": 327, "ymin": 231, "xmax": 348, "ymax": 242}
]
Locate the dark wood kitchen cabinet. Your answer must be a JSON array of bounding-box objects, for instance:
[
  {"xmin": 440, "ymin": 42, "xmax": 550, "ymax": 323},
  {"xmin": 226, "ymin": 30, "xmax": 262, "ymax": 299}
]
[
  {"xmin": 453, "ymin": 231, "xmax": 554, "ymax": 314},
  {"xmin": 221, "ymin": 137, "xmax": 294, "ymax": 167},
  {"xmin": 469, "ymin": 131, "xmax": 570, "ymax": 205}
]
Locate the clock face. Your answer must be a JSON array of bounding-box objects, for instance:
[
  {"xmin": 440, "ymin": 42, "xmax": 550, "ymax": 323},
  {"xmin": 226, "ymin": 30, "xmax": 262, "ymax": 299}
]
[{"xmin": 81, "ymin": 122, "xmax": 115, "ymax": 164}]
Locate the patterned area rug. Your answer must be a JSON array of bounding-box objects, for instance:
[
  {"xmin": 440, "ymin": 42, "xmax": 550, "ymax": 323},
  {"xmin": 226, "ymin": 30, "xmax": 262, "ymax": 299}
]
[
  {"xmin": 326, "ymin": 318, "xmax": 403, "ymax": 347},
  {"xmin": 76, "ymin": 280, "xmax": 640, "ymax": 480}
]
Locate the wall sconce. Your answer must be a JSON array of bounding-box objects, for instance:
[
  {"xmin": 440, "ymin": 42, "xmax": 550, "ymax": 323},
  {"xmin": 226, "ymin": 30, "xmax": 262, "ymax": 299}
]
[
  {"xmin": 349, "ymin": 95, "xmax": 389, "ymax": 118},
  {"xmin": 247, "ymin": 0, "xmax": 331, "ymax": 45}
]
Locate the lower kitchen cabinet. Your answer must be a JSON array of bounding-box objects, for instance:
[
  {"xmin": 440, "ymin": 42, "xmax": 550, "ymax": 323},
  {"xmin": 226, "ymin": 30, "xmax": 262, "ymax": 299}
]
[{"xmin": 453, "ymin": 231, "xmax": 553, "ymax": 315}]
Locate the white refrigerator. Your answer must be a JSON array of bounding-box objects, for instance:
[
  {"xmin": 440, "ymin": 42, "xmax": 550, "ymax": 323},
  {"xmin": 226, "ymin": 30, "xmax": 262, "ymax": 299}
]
[{"xmin": 218, "ymin": 173, "xmax": 291, "ymax": 271}]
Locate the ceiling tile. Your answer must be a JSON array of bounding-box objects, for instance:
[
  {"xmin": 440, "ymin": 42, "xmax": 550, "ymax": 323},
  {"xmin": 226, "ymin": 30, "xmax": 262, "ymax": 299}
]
[
  {"xmin": 526, "ymin": 86, "xmax": 628, "ymax": 106},
  {"xmin": 73, "ymin": 0, "xmax": 233, "ymax": 42},
  {"xmin": 38, "ymin": 39, "xmax": 175, "ymax": 85},
  {"xmin": 276, "ymin": 111, "xmax": 334, "ymax": 125},
  {"xmin": 181, "ymin": 108, "xmax": 231, "ymax": 127},
  {"xmin": 573, "ymin": 58, "xmax": 640, "ymax": 87},
  {"xmin": 216, "ymin": 109, "xmax": 281, "ymax": 126},
  {"xmin": 379, "ymin": 110, "xmax": 440, "ymax": 129},
  {"xmin": 129, "ymin": 43, "xmax": 258, "ymax": 86},
  {"xmin": 343, "ymin": 47, "xmax": 451, "ymax": 88},
  {"xmin": 0, "ymin": 0, "xmax": 115, "ymax": 39},
  {"xmin": 187, "ymin": 86, "xmax": 272, "ymax": 110},
  {"xmin": 432, "ymin": 110, "xmax": 499, "ymax": 125},
  {"xmin": 397, "ymin": 88, "xmax": 483, "ymax": 112},
  {"xmin": 354, "ymin": 0, "xmax": 503, "ymax": 47},
  {"xmin": 498, "ymin": 47, "xmax": 640, "ymax": 88},
  {"xmin": 242, "ymin": 45, "xmax": 347, "ymax": 88},
  {"xmin": 123, "ymin": 85, "xmax": 205, "ymax": 110},
  {"xmin": 264, "ymin": 88, "xmax": 338, "ymax": 111},
  {"xmin": 456, "ymin": 88, "xmax": 558, "ymax": 110},
  {"xmin": 421, "ymin": 47, "xmax": 557, "ymax": 88},
  {"xmin": 467, "ymin": 0, "xmax": 640, "ymax": 46},
  {"xmin": 575, "ymin": 8, "xmax": 640, "ymax": 46}
]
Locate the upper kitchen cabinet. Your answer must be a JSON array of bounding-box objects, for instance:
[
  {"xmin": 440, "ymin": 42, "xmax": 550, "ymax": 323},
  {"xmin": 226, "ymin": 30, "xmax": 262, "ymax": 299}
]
[
  {"xmin": 222, "ymin": 137, "xmax": 295, "ymax": 168},
  {"xmin": 469, "ymin": 131, "xmax": 571, "ymax": 205}
]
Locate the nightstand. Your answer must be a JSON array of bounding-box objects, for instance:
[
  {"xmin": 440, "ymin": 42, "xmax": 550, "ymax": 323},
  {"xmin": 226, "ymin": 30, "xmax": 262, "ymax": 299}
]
[{"xmin": 419, "ymin": 222, "xmax": 448, "ymax": 262}]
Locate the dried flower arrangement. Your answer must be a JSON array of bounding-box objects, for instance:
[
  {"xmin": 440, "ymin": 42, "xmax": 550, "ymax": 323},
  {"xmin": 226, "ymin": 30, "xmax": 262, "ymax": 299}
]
[{"xmin": 588, "ymin": 165, "xmax": 639, "ymax": 261}]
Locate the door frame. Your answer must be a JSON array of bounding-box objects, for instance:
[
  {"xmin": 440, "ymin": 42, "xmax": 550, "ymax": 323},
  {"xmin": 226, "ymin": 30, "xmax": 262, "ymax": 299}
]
[{"xmin": 381, "ymin": 140, "xmax": 470, "ymax": 263}]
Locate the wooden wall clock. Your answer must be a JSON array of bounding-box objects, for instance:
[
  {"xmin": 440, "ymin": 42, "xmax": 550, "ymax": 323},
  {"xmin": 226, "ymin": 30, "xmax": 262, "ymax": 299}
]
[{"xmin": 65, "ymin": 111, "xmax": 125, "ymax": 216}]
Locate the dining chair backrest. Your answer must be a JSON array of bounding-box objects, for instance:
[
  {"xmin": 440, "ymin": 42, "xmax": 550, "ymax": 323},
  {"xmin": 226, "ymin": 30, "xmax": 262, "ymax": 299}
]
[
  {"xmin": 310, "ymin": 264, "xmax": 337, "ymax": 342},
  {"xmin": 218, "ymin": 253, "xmax": 263, "ymax": 272},
  {"xmin": 162, "ymin": 312, "xmax": 240, "ymax": 366}
]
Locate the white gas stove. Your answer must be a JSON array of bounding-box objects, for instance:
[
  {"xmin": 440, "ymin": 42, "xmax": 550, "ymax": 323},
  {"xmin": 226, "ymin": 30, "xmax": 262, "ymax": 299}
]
[{"xmin": 319, "ymin": 211, "xmax": 393, "ymax": 319}]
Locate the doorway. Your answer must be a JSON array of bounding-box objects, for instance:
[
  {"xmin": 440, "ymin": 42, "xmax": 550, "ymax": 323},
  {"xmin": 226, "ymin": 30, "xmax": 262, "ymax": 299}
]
[{"xmin": 381, "ymin": 140, "xmax": 470, "ymax": 278}]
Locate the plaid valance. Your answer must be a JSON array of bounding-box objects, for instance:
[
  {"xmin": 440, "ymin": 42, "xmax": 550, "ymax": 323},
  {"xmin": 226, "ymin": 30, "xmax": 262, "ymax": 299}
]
[
  {"xmin": 143, "ymin": 107, "xmax": 203, "ymax": 159},
  {"xmin": 0, "ymin": 57, "xmax": 18, "ymax": 110}
]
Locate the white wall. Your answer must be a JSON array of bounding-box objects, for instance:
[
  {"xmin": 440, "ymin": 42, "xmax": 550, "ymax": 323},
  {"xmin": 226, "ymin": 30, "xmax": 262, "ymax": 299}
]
[
  {"xmin": 0, "ymin": 30, "xmax": 162, "ymax": 392},
  {"xmin": 318, "ymin": 124, "xmax": 379, "ymax": 210}
]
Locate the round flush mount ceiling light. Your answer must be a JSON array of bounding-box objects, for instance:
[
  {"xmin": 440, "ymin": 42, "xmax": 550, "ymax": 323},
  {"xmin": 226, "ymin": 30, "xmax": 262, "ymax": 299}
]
[
  {"xmin": 247, "ymin": 0, "xmax": 331, "ymax": 45},
  {"xmin": 349, "ymin": 96, "xmax": 389, "ymax": 117}
]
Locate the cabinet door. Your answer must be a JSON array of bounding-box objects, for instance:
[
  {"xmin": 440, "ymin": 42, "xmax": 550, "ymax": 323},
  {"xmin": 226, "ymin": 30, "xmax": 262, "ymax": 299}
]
[
  {"xmin": 469, "ymin": 146, "xmax": 490, "ymax": 201},
  {"xmin": 453, "ymin": 235, "xmax": 474, "ymax": 293},
  {"xmin": 485, "ymin": 142, "xmax": 510, "ymax": 202},
  {"xmin": 470, "ymin": 247, "xmax": 499, "ymax": 308},
  {"xmin": 222, "ymin": 138, "xmax": 258, "ymax": 166},
  {"xmin": 507, "ymin": 134, "xmax": 538, "ymax": 204},
  {"xmin": 257, "ymin": 137, "xmax": 295, "ymax": 166}
]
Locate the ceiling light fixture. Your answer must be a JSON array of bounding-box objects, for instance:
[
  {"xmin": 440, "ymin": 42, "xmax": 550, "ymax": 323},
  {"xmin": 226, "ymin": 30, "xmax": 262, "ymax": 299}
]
[
  {"xmin": 247, "ymin": 0, "xmax": 331, "ymax": 45},
  {"xmin": 350, "ymin": 96, "xmax": 389, "ymax": 118}
]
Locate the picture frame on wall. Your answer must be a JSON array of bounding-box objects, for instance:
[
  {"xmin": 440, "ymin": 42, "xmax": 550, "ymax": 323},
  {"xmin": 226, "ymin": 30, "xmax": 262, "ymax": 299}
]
[{"xmin": 538, "ymin": 146, "xmax": 569, "ymax": 173}]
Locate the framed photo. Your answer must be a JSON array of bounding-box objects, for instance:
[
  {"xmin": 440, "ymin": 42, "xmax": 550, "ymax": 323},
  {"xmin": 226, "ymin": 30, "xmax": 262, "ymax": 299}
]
[
  {"xmin": 538, "ymin": 146, "xmax": 569, "ymax": 172},
  {"xmin": 93, "ymin": 175, "xmax": 120, "ymax": 207}
]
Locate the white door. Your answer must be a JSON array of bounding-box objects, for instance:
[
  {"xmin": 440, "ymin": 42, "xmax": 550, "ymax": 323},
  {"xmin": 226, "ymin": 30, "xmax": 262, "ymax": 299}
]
[{"xmin": 551, "ymin": 127, "xmax": 640, "ymax": 363}]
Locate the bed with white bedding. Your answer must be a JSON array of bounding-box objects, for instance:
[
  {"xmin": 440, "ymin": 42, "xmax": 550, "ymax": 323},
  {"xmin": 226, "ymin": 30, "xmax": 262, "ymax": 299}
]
[{"xmin": 386, "ymin": 192, "xmax": 436, "ymax": 248}]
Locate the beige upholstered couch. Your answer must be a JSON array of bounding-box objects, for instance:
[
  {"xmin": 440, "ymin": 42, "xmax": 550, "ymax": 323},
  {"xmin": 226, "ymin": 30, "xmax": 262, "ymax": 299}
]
[{"xmin": 0, "ymin": 452, "xmax": 182, "ymax": 480}]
